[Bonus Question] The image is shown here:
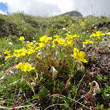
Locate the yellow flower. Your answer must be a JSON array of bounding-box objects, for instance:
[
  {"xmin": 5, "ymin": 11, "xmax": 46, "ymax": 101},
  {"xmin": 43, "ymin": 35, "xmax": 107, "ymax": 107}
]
[
  {"xmin": 36, "ymin": 55, "xmax": 40, "ymax": 58},
  {"xmin": 22, "ymin": 41, "xmax": 26, "ymax": 44},
  {"xmin": 71, "ymin": 24, "xmax": 74, "ymax": 26},
  {"xmin": 107, "ymin": 32, "xmax": 110, "ymax": 36},
  {"xmin": 17, "ymin": 62, "xmax": 22, "ymax": 69},
  {"xmin": 19, "ymin": 36, "xmax": 25, "ymax": 41},
  {"xmin": 13, "ymin": 48, "xmax": 27, "ymax": 57},
  {"xmin": 27, "ymin": 49, "xmax": 35, "ymax": 54},
  {"xmin": 72, "ymin": 34, "xmax": 79, "ymax": 38},
  {"xmin": 4, "ymin": 50, "xmax": 10, "ymax": 55},
  {"xmin": 35, "ymin": 47, "xmax": 40, "ymax": 50},
  {"xmin": 53, "ymin": 39, "xmax": 58, "ymax": 45},
  {"xmin": 65, "ymin": 33, "xmax": 75, "ymax": 46},
  {"xmin": 5, "ymin": 54, "xmax": 11, "ymax": 60},
  {"xmin": 26, "ymin": 42, "xmax": 34, "ymax": 49},
  {"xmin": 27, "ymin": 65, "xmax": 35, "ymax": 72},
  {"xmin": 82, "ymin": 40, "xmax": 93, "ymax": 44},
  {"xmin": 39, "ymin": 35, "xmax": 52, "ymax": 44},
  {"xmin": 34, "ymin": 43, "xmax": 40, "ymax": 50},
  {"xmin": 52, "ymin": 39, "xmax": 58, "ymax": 47},
  {"xmin": 58, "ymin": 38, "xmax": 66, "ymax": 46},
  {"xmin": 17, "ymin": 62, "xmax": 35, "ymax": 72},
  {"xmin": 71, "ymin": 48, "xmax": 87, "ymax": 63},
  {"xmin": 45, "ymin": 37, "xmax": 52, "ymax": 43},
  {"xmin": 4, "ymin": 50, "xmax": 11, "ymax": 60},
  {"xmin": 94, "ymin": 26, "xmax": 97, "ymax": 29},
  {"xmin": 13, "ymin": 52, "xmax": 20, "ymax": 57},
  {"xmin": 39, "ymin": 35, "xmax": 47, "ymax": 43},
  {"xmin": 66, "ymin": 39, "xmax": 74, "ymax": 46},
  {"xmin": 53, "ymin": 35, "xmax": 60, "ymax": 38},
  {"xmin": 35, "ymin": 43, "xmax": 39, "ymax": 47},
  {"xmin": 66, "ymin": 33, "xmax": 79, "ymax": 38},
  {"xmin": 21, "ymin": 63, "xmax": 29, "ymax": 72},
  {"xmin": 65, "ymin": 33, "xmax": 72, "ymax": 38},
  {"xmin": 80, "ymin": 22, "xmax": 85, "ymax": 27},
  {"xmin": 0, "ymin": 55, "xmax": 2, "ymax": 57},
  {"xmin": 90, "ymin": 31, "xmax": 105, "ymax": 39},
  {"xmin": 39, "ymin": 43, "xmax": 45, "ymax": 48}
]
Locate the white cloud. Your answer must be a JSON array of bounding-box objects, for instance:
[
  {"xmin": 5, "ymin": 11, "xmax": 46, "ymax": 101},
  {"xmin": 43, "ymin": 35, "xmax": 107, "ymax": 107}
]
[
  {"xmin": 7, "ymin": 0, "xmax": 60, "ymax": 16},
  {"xmin": 74, "ymin": 0, "xmax": 110, "ymax": 16},
  {"xmin": 0, "ymin": 10, "xmax": 7, "ymax": 15},
  {"xmin": 0, "ymin": 0, "xmax": 110, "ymax": 17},
  {"xmin": 0, "ymin": 0, "xmax": 76, "ymax": 16}
]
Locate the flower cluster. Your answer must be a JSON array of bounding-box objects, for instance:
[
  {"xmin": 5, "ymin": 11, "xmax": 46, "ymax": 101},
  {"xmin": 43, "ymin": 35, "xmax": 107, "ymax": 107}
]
[
  {"xmin": 5, "ymin": 30, "xmax": 110, "ymax": 70},
  {"xmin": 90, "ymin": 31, "xmax": 105, "ymax": 39},
  {"xmin": 17, "ymin": 62, "xmax": 35, "ymax": 72},
  {"xmin": 52, "ymin": 33, "xmax": 79, "ymax": 47},
  {"xmin": 13, "ymin": 48, "xmax": 27, "ymax": 57},
  {"xmin": 82, "ymin": 40, "xmax": 93, "ymax": 45},
  {"xmin": 39, "ymin": 35, "xmax": 52, "ymax": 44},
  {"xmin": 65, "ymin": 33, "xmax": 79, "ymax": 46},
  {"xmin": 4, "ymin": 50, "xmax": 11, "ymax": 60}
]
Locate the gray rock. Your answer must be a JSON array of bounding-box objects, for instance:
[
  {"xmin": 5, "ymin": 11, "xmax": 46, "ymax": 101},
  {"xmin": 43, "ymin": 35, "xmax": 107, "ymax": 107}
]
[{"xmin": 59, "ymin": 10, "xmax": 83, "ymax": 17}]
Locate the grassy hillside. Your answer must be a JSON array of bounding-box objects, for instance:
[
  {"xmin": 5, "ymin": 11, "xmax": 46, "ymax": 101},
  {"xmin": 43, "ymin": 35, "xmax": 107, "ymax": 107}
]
[{"xmin": 0, "ymin": 13, "xmax": 110, "ymax": 110}]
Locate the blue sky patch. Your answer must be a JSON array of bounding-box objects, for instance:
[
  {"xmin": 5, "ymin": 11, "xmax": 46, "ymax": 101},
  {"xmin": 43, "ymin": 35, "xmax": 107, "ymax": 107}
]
[{"xmin": 0, "ymin": 2, "xmax": 8, "ymax": 12}]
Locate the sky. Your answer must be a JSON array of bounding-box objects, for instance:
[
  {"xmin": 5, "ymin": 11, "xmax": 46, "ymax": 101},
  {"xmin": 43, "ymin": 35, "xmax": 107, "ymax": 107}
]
[{"xmin": 0, "ymin": 0, "xmax": 110, "ymax": 17}]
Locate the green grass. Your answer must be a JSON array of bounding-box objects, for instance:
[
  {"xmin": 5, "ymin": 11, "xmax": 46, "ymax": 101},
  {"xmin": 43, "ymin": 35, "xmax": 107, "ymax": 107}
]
[
  {"xmin": 0, "ymin": 13, "xmax": 109, "ymax": 53},
  {"xmin": 0, "ymin": 13, "xmax": 110, "ymax": 110}
]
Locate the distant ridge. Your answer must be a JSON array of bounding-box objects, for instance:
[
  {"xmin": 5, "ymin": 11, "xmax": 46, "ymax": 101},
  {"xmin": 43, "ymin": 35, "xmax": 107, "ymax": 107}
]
[{"xmin": 59, "ymin": 10, "xmax": 83, "ymax": 17}]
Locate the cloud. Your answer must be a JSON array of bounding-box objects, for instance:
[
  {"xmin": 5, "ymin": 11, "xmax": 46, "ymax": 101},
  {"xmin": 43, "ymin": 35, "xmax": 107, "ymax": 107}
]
[
  {"xmin": 0, "ymin": 0, "xmax": 110, "ymax": 17},
  {"xmin": 7, "ymin": 0, "xmax": 60, "ymax": 16},
  {"xmin": 74, "ymin": 0, "xmax": 110, "ymax": 16},
  {"xmin": 0, "ymin": 9, "xmax": 7, "ymax": 14},
  {"xmin": 0, "ymin": 0, "xmax": 75, "ymax": 17}
]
